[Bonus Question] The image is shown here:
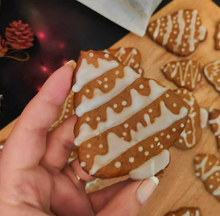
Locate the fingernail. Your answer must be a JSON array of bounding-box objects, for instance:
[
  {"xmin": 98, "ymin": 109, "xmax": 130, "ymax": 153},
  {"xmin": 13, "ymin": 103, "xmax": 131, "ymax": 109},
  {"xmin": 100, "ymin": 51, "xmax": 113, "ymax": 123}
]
[
  {"xmin": 65, "ymin": 60, "xmax": 76, "ymax": 68},
  {"xmin": 137, "ymin": 176, "xmax": 159, "ymax": 204}
]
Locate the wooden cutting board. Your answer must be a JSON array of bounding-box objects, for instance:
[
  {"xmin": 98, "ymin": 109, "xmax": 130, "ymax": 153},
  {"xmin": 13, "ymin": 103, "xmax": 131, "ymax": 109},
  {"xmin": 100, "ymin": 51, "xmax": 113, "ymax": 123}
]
[{"xmin": 1, "ymin": 0, "xmax": 220, "ymax": 215}]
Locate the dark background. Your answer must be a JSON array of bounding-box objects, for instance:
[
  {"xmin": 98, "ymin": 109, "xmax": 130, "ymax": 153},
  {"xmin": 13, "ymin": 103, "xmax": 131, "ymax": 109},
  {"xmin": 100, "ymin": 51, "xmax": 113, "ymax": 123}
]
[{"xmin": 0, "ymin": 0, "xmax": 219, "ymax": 129}]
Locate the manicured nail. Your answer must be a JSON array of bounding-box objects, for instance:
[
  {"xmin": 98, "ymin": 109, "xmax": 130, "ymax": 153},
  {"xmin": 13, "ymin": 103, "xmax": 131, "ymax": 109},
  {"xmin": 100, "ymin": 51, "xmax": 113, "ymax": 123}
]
[
  {"xmin": 137, "ymin": 176, "xmax": 159, "ymax": 204},
  {"xmin": 65, "ymin": 60, "xmax": 76, "ymax": 68}
]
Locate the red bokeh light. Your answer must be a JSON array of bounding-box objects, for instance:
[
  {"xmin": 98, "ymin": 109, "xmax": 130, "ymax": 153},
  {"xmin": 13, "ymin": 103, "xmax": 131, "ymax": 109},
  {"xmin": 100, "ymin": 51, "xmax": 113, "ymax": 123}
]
[
  {"xmin": 41, "ymin": 66, "xmax": 48, "ymax": 72},
  {"xmin": 59, "ymin": 42, "xmax": 65, "ymax": 48},
  {"xmin": 37, "ymin": 32, "xmax": 45, "ymax": 39},
  {"xmin": 37, "ymin": 86, "xmax": 42, "ymax": 92}
]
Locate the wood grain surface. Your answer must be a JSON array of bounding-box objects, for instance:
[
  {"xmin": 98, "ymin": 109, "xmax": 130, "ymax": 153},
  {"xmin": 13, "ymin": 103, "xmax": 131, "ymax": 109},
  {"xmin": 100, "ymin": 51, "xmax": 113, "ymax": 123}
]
[{"xmin": 1, "ymin": 0, "xmax": 220, "ymax": 215}]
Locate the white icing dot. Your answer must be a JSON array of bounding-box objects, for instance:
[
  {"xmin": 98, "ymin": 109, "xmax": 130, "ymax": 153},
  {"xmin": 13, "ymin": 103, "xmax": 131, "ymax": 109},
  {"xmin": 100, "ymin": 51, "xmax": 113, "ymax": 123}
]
[
  {"xmin": 186, "ymin": 11, "xmax": 189, "ymax": 14},
  {"xmin": 157, "ymin": 142, "xmax": 160, "ymax": 146},
  {"xmin": 86, "ymin": 154, "xmax": 90, "ymax": 158},
  {"xmin": 148, "ymin": 108, "xmax": 153, "ymax": 113},
  {"xmin": 68, "ymin": 104, "xmax": 71, "ymax": 107},
  {"xmin": 104, "ymin": 77, "xmax": 108, "ymax": 82},
  {"xmin": 215, "ymin": 172, "xmax": 219, "ymax": 176},
  {"xmin": 188, "ymin": 130, "xmax": 192, "ymax": 134},
  {"xmin": 81, "ymin": 162, "xmax": 86, "ymax": 167},
  {"xmin": 209, "ymin": 184, "xmax": 214, "ymax": 189},
  {"xmin": 187, "ymin": 74, "xmax": 191, "ymax": 77},
  {"xmin": 195, "ymin": 156, "xmax": 200, "ymax": 161},
  {"xmin": 64, "ymin": 115, "xmax": 68, "ymax": 119},
  {"xmin": 66, "ymin": 109, "xmax": 69, "ymax": 112},
  {"xmin": 86, "ymin": 89, "xmax": 90, "ymax": 93},
  {"xmin": 149, "ymin": 27, "xmax": 152, "ymax": 31},
  {"xmin": 187, "ymin": 15, "xmax": 190, "ymax": 18},
  {"xmin": 179, "ymin": 139, "xmax": 183, "ymax": 143},
  {"xmin": 115, "ymin": 70, "xmax": 119, "ymax": 75},
  {"xmin": 184, "ymin": 35, "xmax": 189, "ymax": 39},
  {"xmin": 183, "ymin": 43, "xmax": 187, "ymax": 47},
  {"xmin": 174, "ymin": 31, "xmax": 177, "ymax": 34},
  {"xmin": 172, "ymin": 64, "xmax": 175, "ymax": 68},
  {"xmin": 104, "ymin": 53, "xmax": 109, "ymax": 58},
  {"xmin": 161, "ymin": 17, "xmax": 164, "ymax": 21},
  {"xmin": 172, "ymin": 128, "xmax": 176, "ymax": 132},
  {"xmin": 160, "ymin": 145, "xmax": 164, "ymax": 149},
  {"xmin": 187, "ymin": 19, "xmax": 190, "ymax": 23},
  {"xmin": 197, "ymin": 21, "xmax": 200, "ymax": 25},
  {"xmin": 183, "ymin": 89, "xmax": 187, "ymax": 94},
  {"xmin": 166, "ymin": 134, "xmax": 170, "ymax": 139},
  {"xmin": 139, "ymin": 84, "xmax": 144, "ymax": 89},
  {"xmin": 154, "ymin": 137, "xmax": 159, "ymax": 142},
  {"xmin": 86, "ymin": 117, "xmax": 90, "ymax": 122},
  {"xmin": 181, "ymin": 48, "xmax": 185, "ymax": 52},
  {"xmin": 89, "ymin": 53, "xmax": 94, "ymax": 57},
  {"xmin": 160, "ymin": 132, "xmax": 164, "ymax": 136},
  {"xmin": 97, "ymin": 80, "xmax": 102, "ymax": 85},
  {"xmin": 196, "ymin": 172, "xmax": 200, "ymax": 177},
  {"xmin": 218, "ymin": 178, "xmax": 220, "ymax": 182},
  {"xmin": 174, "ymin": 24, "xmax": 178, "ymax": 28},
  {"xmin": 99, "ymin": 144, "xmax": 103, "ymax": 149},
  {"xmin": 124, "ymin": 123, "xmax": 129, "ymax": 128},
  {"xmin": 160, "ymin": 32, "xmax": 163, "ymax": 36},
  {"xmin": 170, "ymin": 38, "xmax": 173, "ymax": 42},
  {"xmin": 210, "ymin": 176, "xmax": 214, "ymax": 179},
  {"xmin": 150, "ymin": 144, "xmax": 154, "ymax": 148},
  {"xmin": 162, "ymin": 23, "xmax": 165, "ymax": 27},
  {"xmin": 209, "ymin": 162, "xmax": 212, "ymax": 166},
  {"xmin": 138, "ymin": 146, "xmax": 143, "ymax": 152},
  {"xmin": 104, "ymin": 84, "xmax": 108, "ymax": 88},
  {"xmin": 138, "ymin": 68, "xmax": 142, "ymax": 74},
  {"xmin": 165, "ymin": 94, "xmax": 169, "ymax": 98},
  {"xmin": 173, "ymin": 103, "xmax": 177, "ymax": 107},
  {"xmin": 122, "ymin": 132, "xmax": 127, "ymax": 136},
  {"xmin": 122, "ymin": 101, "xmax": 127, "ymax": 106},
  {"xmin": 217, "ymin": 79, "xmax": 220, "ymax": 82},
  {"xmin": 151, "ymin": 23, "xmax": 154, "ymax": 26},
  {"xmin": 187, "ymin": 119, "xmax": 190, "ymax": 123},
  {"xmin": 180, "ymin": 123, "xmax": 185, "ymax": 128},
  {"xmin": 87, "ymin": 143, "xmax": 92, "ymax": 148},
  {"xmin": 113, "ymin": 104, "xmax": 117, "ymax": 108},
  {"xmin": 115, "ymin": 161, "xmax": 121, "ymax": 168},
  {"xmin": 130, "ymin": 59, "xmax": 135, "ymax": 63},
  {"xmin": 177, "ymin": 90, "xmax": 181, "ymax": 94},
  {"xmin": 144, "ymin": 151, "xmax": 149, "ymax": 156},
  {"xmin": 129, "ymin": 157, "xmax": 135, "ymax": 163},
  {"xmin": 96, "ymin": 116, "xmax": 101, "ymax": 121}
]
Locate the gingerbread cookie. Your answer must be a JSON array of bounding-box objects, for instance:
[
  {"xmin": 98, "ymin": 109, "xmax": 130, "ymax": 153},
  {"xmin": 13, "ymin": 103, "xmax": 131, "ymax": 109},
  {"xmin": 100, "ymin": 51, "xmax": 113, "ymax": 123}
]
[
  {"xmin": 147, "ymin": 9, "xmax": 207, "ymax": 56},
  {"xmin": 72, "ymin": 50, "xmax": 188, "ymax": 179},
  {"xmin": 204, "ymin": 61, "xmax": 220, "ymax": 93},
  {"xmin": 209, "ymin": 107, "xmax": 220, "ymax": 152},
  {"xmin": 194, "ymin": 154, "xmax": 220, "ymax": 202},
  {"xmin": 215, "ymin": 22, "xmax": 220, "ymax": 50},
  {"xmin": 104, "ymin": 47, "xmax": 143, "ymax": 75},
  {"xmin": 164, "ymin": 207, "xmax": 201, "ymax": 216},
  {"xmin": 161, "ymin": 60, "xmax": 201, "ymax": 91},
  {"xmin": 174, "ymin": 89, "xmax": 207, "ymax": 149}
]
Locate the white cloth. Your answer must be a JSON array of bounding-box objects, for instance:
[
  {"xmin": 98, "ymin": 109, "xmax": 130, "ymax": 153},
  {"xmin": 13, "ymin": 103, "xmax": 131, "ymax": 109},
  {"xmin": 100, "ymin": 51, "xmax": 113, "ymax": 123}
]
[{"xmin": 77, "ymin": 0, "xmax": 163, "ymax": 37}]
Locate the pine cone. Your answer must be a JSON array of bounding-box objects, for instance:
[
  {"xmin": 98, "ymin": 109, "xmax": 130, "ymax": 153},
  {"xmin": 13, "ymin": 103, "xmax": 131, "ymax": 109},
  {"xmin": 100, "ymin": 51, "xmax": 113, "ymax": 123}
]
[
  {"xmin": 5, "ymin": 20, "xmax": 34, "ymax": 49},
  {"xmin": 0, "ymin": 35, "xmax": 8, "ymax": 57}
]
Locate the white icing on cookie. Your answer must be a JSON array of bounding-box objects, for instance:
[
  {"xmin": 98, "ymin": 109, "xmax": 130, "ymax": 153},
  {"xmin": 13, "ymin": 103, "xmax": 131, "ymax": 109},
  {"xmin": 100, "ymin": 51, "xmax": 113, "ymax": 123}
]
[
  {"xmin": 89, "ymin": 101, "xmax": 187, "ymax": 175},
  {"xmin": 209, "ymin": 113, "xmax": 220, "ymax": 136},
  {"xmin": 163, "ymin": 15, "xmax": 172, "ymax": 46},
  {"xmin": 200, "ymin": 108, "xmax": 208, "ymax": 129},
  {"xmin": 75, "ymin": 66, "xmax": 140, "ymax": 116},
  {"xmin": 153, "ymin": 19, "xmax": 161, "ymax": 39},
  {"xmin": 114, "ymin": 47, "xmax": 126, "ymax": 61},
  {"xmin": 72, "ymin": 58, "xmax": 119, "ymax": 92},
  {"xmin": 129, "ymin": 150, "xmax": 169, "ymax": 180},
  {"xmin": 213, "ymin": 185, "xmax": 220, "ymax": 195},
  {"xmin": 188, "ymin": 10, "xmax": 198, "ymax": 52},
  {"xmin": 75, "ymin": 80, "xmax": 167, "ymax": 145}
]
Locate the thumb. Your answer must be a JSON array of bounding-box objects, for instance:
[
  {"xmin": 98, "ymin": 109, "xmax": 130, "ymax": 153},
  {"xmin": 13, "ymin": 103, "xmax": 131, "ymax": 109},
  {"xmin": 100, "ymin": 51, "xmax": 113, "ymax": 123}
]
[{"xmin": 97, "ymin": 177, "xmax": 159, "ymax": 216}]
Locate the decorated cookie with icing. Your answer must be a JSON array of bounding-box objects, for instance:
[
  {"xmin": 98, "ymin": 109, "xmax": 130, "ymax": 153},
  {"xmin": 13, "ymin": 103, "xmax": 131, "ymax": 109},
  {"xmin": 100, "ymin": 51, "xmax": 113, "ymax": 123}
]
[
  {"xmin": 50, "ymin": 91, "xmax": 75, "ymax": 130},
  {"xmin": 209, "ymin": 107, "xmax": 220, "ymax": 152},
  {"xmin": 161, "ymin": 60, "xmax": 201, "ymax": 91},
  {"xmin": 215, "ymin": 22, "xmax": 220, "ymax": 50},
  {"xmin": 164, "ymin": 207, "xmax": 201, "ymax": 216},
  {"xmin": 194, "ymin": 154, "xmax": 220, "ymax": 202},
  {"xmin": 174, "ymin": 89, "xmax": 207, "ymax": 149},
  {"xmin": 104, "ymin": 47, "xmax": 143, "ymax": 75},
  {"xmin": 204, "ymin": 61, "xmax": 220, "ymax": 93},
  {"xmin": 147, "ymin": 9, "xmax": 207, "ymax": 56},
  {"xmin": 72, "ymin": 50, "xmax": 188, "ymax": 179}
]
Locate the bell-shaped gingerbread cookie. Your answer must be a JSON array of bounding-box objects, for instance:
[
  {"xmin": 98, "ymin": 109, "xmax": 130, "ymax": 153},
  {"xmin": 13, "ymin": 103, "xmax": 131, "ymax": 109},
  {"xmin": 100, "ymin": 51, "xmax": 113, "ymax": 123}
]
[{"xmin": 147, "ymin": 9, "xmax": 207, "ymax": 56}]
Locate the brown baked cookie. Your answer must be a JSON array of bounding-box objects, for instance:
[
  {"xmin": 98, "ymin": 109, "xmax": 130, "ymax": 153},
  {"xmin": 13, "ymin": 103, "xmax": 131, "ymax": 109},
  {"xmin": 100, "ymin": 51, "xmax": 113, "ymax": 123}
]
[
  {"xmin": 209, "ymin": 107, "xmax": 220, "ymax": 152},
  {"xmin": 104, "ymin": 47, "xmax": 143, "ymax": 75},
  {"xmin": 164, "ymin": 207, "xmax": 201, "ymax": 216},
  {"xmin": 147, "ymin": 9, "xmax": 207, "ymax": 56},
  {"xmin": 72, "ymin": 50, "xmax": 188, "ymax": 179},
  {"xmin": 161, "ymin": 60, "xmax": 201, "ymax": 91},
  {"xmin": 215, "ymin": 22, "xmax": 220, "ymax": 50},
  {"xmin": 50, "ymin": 91, "xmax": 75, "ymax": 130},
  {"xmin": 174, "ymin": 89, "xmax": 207, "ymax": 149},
  {"xmin": 194, "ymin": 154, "xmax": 220, "ymax": 202},
  {"xmin": 204, "ymin": 61, "xmax": 220, "ymax": 93}
]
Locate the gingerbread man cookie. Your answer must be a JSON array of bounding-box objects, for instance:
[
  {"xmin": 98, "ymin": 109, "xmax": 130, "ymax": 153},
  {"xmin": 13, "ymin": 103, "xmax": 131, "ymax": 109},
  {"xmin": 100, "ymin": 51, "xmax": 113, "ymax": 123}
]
[
  {"xmin": 174, "ymin": 89, "xmax": 207, "ymax": 149},
  {"xmin": 72, "ymin": 50, "xmax": 188, "ymax": 179},
  {"xmin": 215, "ymin": 22, "xmax": 220, "ymax": 50},
  {"xmin": 209, "ymin": 107, "xmax": 220, "ymax": 152},
  {"xmin": 104, "ymin": 47, "xmax": 143, "ymax": 75},
  {"xmin": 194, "ymin": 154, "xmax": 220, "ymax": 202},
  {"xmin": 147, "ymin": 9, "xmax": 207, "ymax": 56},
  {"xmin": 204, "ymin": 60, "xmax": 220, "ymax": 93},
  {"xmin": 164, "ymin": 207, "xmax": 201, "ymax": 216},
  {"xmin": 161, "ymin": 60, "xmax": 201, "ymax": 91}
]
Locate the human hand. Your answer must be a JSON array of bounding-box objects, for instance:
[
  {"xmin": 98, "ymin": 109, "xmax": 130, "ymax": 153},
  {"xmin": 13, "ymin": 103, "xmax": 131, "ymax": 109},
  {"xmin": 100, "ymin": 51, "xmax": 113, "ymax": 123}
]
[{"xmin": 0, "ymin": 61, "xmax": 158, "ymax": 216}]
